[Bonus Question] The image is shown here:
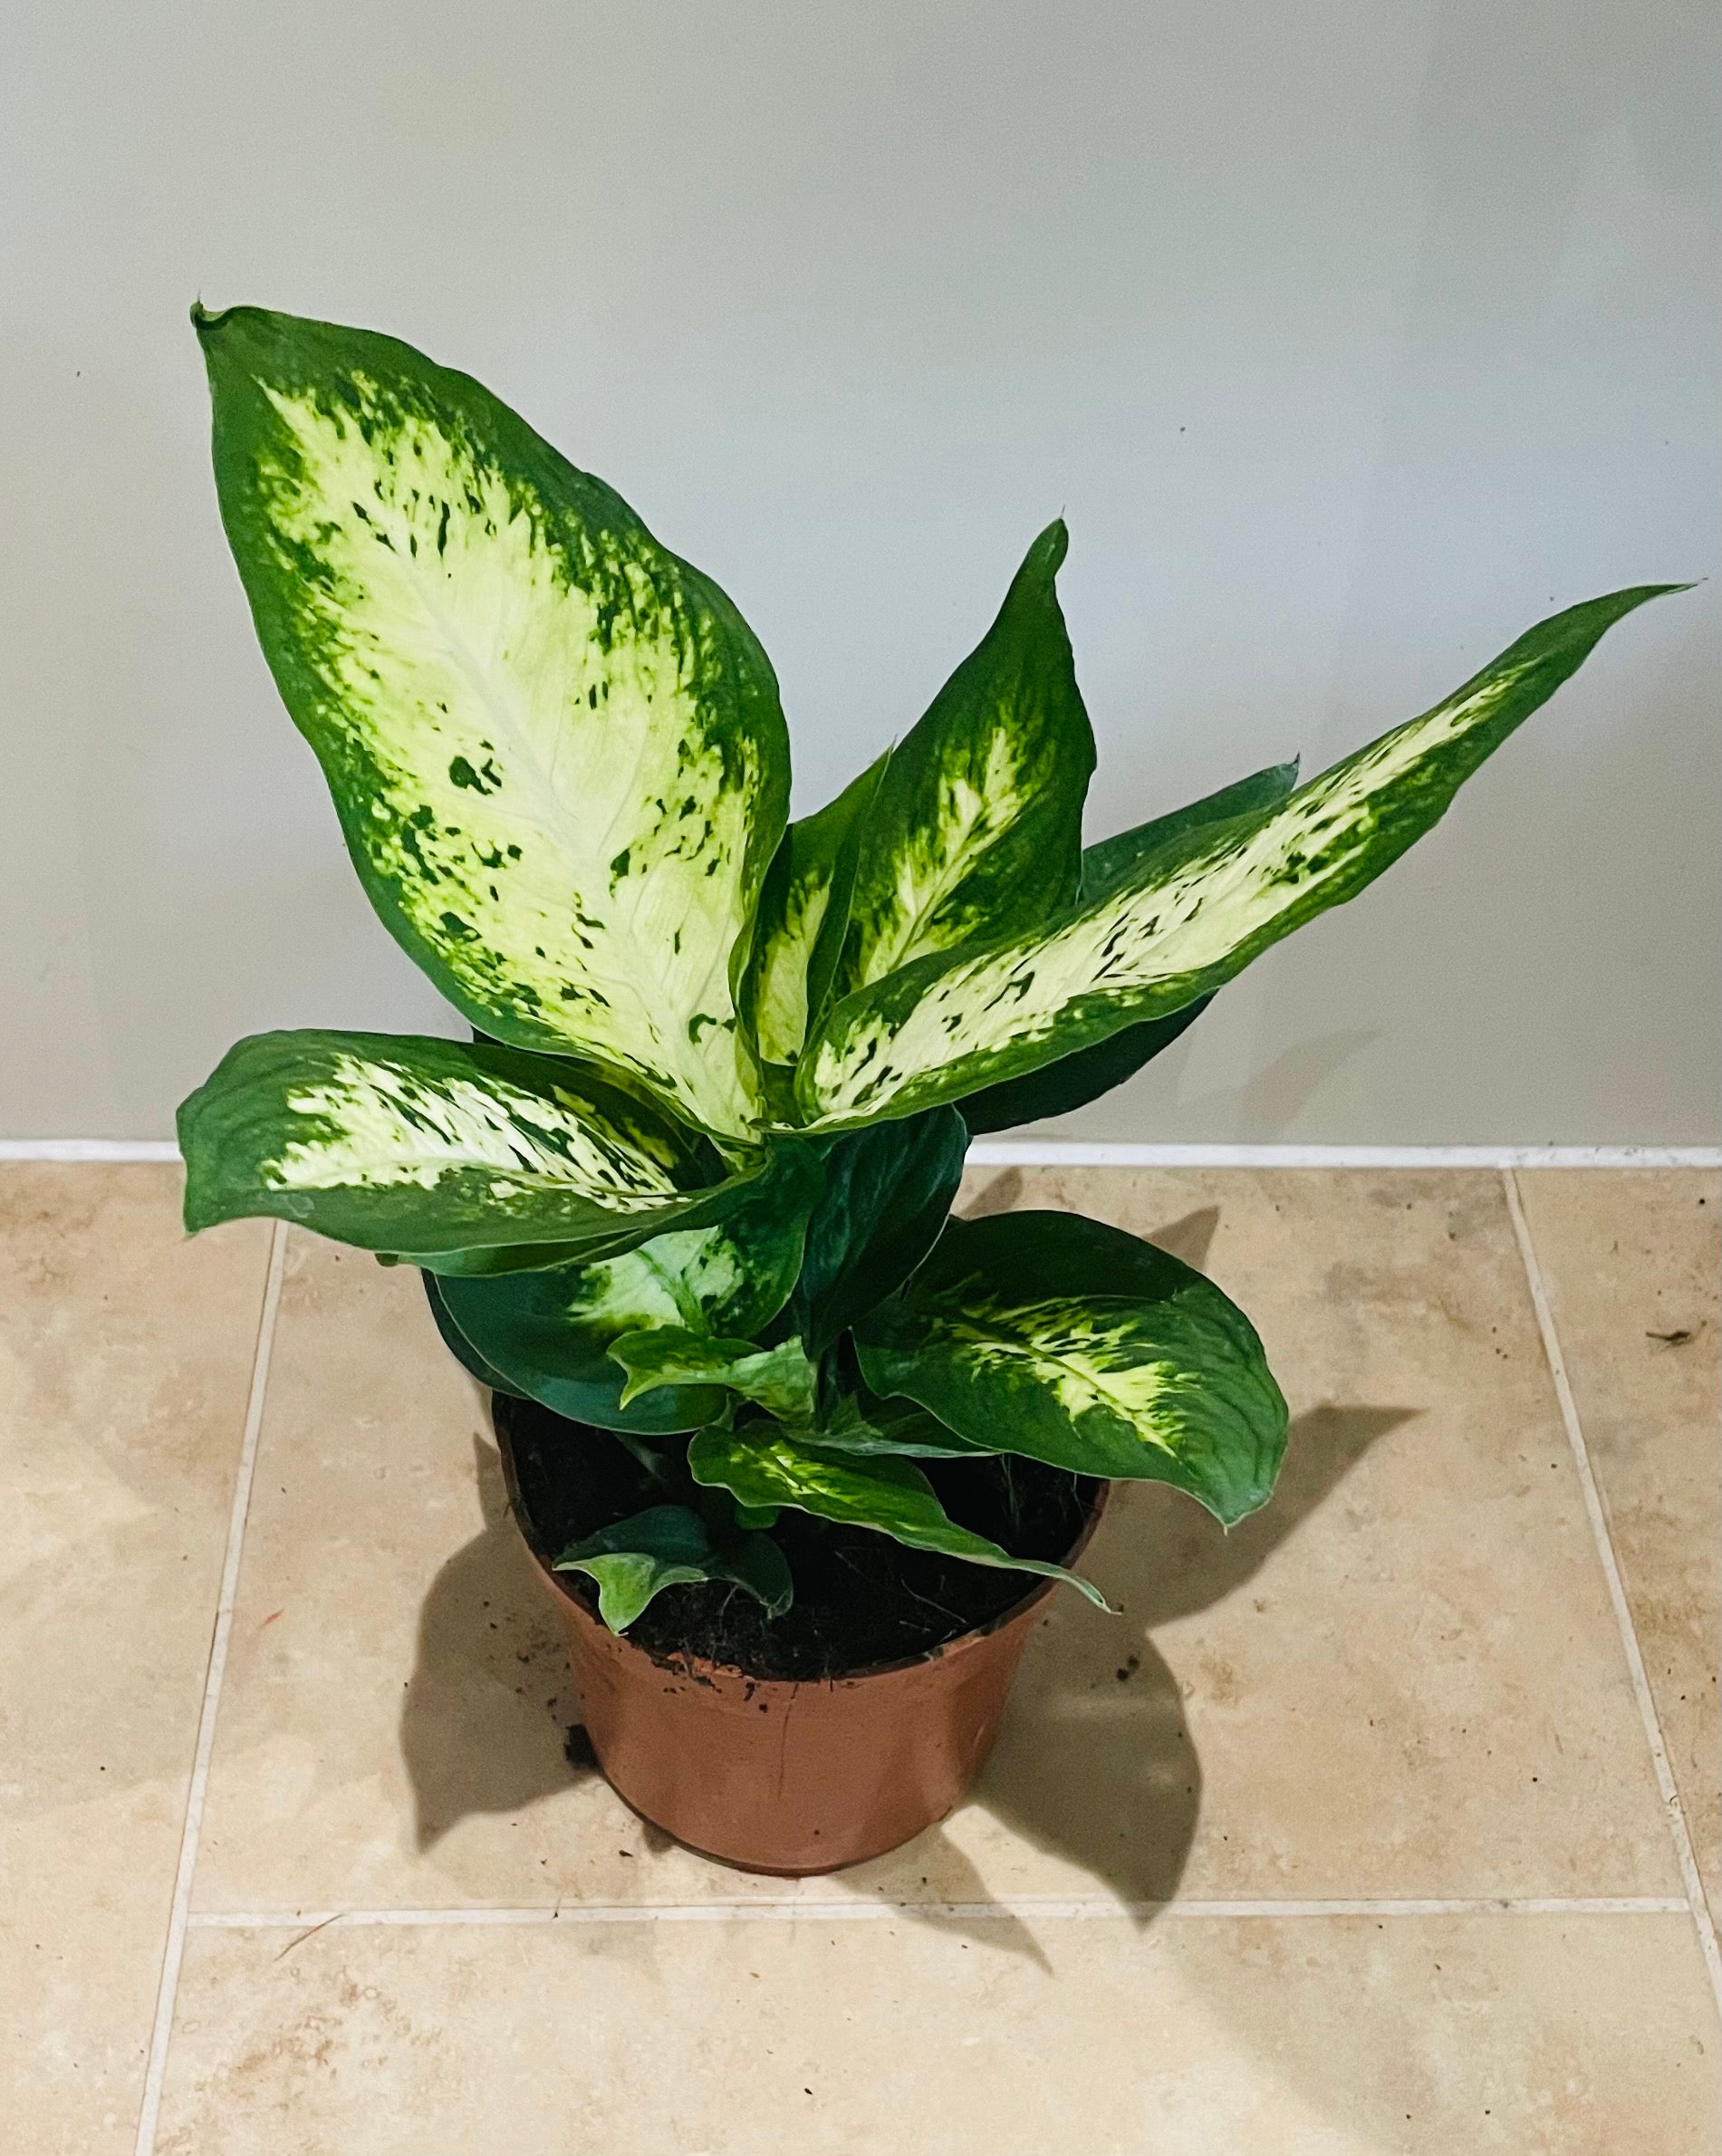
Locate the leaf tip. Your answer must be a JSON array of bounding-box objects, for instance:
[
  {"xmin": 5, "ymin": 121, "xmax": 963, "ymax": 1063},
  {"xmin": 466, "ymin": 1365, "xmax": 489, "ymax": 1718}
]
[
  {"xmin": 1030, "ymin": 515, "xmax": 1071, "ymax": 578},
  {"xmin": 176, "ymin": 1169, "xmax": 225, "ymax": 1239},
  {"xmin": 189, "ymin": 298, "xmax": 238, "ymax": 343}
]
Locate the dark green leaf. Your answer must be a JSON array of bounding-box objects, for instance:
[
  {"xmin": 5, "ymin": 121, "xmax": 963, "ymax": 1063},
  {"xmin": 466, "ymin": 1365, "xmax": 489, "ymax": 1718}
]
[
  {"xmin": 436, "ymin": 1271, "xmax": 723, "ymax": 1434},
  {"xmin": 391, "ymin": 1238, "xmax": 607, "ymax": 1276},
  {"xmin": 791, "ymin": 1107, "xmax": 968, "ymax": 1352},
  {"xmin": 422, "ymin": 1270, "xmax": 527, "ymax": 1398}
]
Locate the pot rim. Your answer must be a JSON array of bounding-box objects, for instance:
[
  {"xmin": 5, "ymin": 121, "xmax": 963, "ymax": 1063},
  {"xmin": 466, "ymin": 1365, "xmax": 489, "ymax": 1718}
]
[{"xmin": 491, "ymin": 1393, "xmax": 1111, "ymax": 1691}]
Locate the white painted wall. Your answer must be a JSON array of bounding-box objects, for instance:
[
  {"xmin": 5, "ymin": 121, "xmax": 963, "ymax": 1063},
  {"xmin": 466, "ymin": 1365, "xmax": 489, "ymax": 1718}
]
[{"xmin": 2, "ymin": 0, "xmax": 1716, "ymax": 1142}]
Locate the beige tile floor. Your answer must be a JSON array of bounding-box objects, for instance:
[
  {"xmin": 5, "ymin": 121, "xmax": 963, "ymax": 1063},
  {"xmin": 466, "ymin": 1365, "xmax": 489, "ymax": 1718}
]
[{"xmin": 3, "ymin": 1163, "xmax": 1717, "ymax": 2154}]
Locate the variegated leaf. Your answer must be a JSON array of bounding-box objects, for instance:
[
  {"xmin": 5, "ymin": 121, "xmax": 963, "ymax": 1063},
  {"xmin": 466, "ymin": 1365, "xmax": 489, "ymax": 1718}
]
[
  {"xmin": 958, "ymin": 765, "xmax": 1297, "ymax": 1131},
  {"xmin": 197, "ymin": 304, "xmax": 790, "ymax": 1137},
  {"xmin": 740, "ymin": 753, "xmax": 889, "ymax": 1067},
  {"xmin": 553, "ymin": 1504, "xmax": 792, "ymax": 1631},
  {"xmin": 688, "ymin": 1424, "xmax": 1108, "ymax": 1606},
  {"xmin": 178, "ymin": 1029, "xmax": 753, "ymax": 1266},
  {"xmin": 802, "ymin": 586, "xmax": 1681, "ymax": 1127},
  {"xmin": 826, "ymin": 520, "xmax": 1094, "ymax": 1003},
  {"xmin": 611, "ymin": 1328, "xmax": 820, "ymax": 1421},
  {"xmin": 432, "ymin": 1138, "xmax": 824, "ymax": 1432},
  {"xmin": 1079, "ymin": 758, "xmax": 1299, "ymax": 900},
  {"xmin": 854, "ymin": 1209, "xmax": 1288, "ymax": 1525}
]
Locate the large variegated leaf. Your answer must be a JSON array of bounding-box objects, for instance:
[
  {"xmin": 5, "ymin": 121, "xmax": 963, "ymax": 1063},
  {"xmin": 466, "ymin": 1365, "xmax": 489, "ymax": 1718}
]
[
  {"xmin": 958, "ymin": 765, "xmax": 1296, "ymax": 1131},
  {"xmin": 553, "ymin": 1504, "xmax": 792, "ymax": 1631},
  {"xmin": 789, "ymin": 1107, "xmax": 967, "ymax": 1352},
  {"xmin": 178, "ymin": 1029, "xmax": 753, "ymax": 1265},
  {"xmin": 801, "ymin": 587, "xmax": 1681, "ymax": 1127},
  {"xmin": 197, "ymin": 304, "xmax": 790, "ymax": 1137},
  {"xmin": 688, "ymin": 1424, "xmax": 1107, "ymax": 1606},
  {"xmin": 854, "ymin": 1209, "xmax": 1288, "ymax": 1525},
  {"xmin": 432, "ymin": 1138, "xmax": 823, "ymax": 1432},
  {"xmin": 826, "ymin": 521, "xmax": 1095, "ymax": 1003},
  {"xmin": 740, "ymin": 753, "xmax": 888, "ymax": 1067}
]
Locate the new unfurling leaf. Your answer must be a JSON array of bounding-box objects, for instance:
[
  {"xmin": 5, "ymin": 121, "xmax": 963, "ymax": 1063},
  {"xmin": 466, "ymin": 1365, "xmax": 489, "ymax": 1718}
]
[{"xmin": 553, "ymin": 1505, "xmax": 793, "ymax": 1631}]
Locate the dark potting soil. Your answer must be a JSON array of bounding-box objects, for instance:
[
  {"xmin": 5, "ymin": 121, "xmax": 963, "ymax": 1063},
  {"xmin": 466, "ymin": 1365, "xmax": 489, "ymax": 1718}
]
[{"xmin": 495, "ymin": 1393, "xmax": 1102, "ymax": 1682}]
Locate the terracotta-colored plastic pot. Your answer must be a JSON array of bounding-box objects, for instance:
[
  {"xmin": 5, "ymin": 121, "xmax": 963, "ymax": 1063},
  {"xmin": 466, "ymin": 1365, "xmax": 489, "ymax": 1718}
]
[{"xmin": 495, "ymin": 1410, "xmax": 1106, "ymax": 1876}]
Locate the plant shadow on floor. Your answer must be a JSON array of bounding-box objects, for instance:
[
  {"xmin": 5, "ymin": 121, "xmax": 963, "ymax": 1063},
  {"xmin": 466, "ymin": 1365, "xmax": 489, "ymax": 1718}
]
[
  {"xmin": 399, "ymin": 1204, "xmax": 1414, "ymax": 1964},
  {"xmin": 399, "ymin": 1439, "xmax": 587, "ymax": 1850}
]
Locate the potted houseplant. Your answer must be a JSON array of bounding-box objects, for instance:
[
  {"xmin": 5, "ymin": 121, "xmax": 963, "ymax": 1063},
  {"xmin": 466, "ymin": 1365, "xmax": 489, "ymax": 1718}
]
[{"xmin": 177, "ymin": 303, "xmax": 1680, "ymax": 1874}]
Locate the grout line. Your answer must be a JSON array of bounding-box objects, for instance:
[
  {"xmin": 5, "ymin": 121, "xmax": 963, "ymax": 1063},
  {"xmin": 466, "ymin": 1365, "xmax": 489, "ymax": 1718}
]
[
  {"xmin": 966, "ymin": 1142, "xmax": 1722, "ymax": 1169},
  {"xmin": 1, "ymin": 1139, "xmax": 1717, "ymax": 1168},
  {"xmin": 183, "ymin": 1895, "xmax": 1691, "ymax": 1931},
  {"xmin": 131, "ymin": 1222, "xmax": 289, "ymax": 2156},
  {"xmin": 1503, "ymin": 1169, "xmax": 1722, "ymax": 2015}
]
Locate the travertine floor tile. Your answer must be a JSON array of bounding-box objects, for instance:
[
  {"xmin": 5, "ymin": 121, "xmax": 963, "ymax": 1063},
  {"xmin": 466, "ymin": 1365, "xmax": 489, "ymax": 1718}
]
[
  {"xmin": 193, "ymin": 1235, "xmax": 758, "ymax": 1913},
  {"xmin": 198, "ymin": 1174, "xmax": 1680, "ymax": 1916},
  {"xmin": 155, "ymin": 1911, "xmax": 1718, "ymax": 2156},
  {"xmin": 0, "ymin": 1167, "xmax": 271, "ymax": 2156},
  {"xmin": 872, "ymin": 1168, "xmax": 1679, "ymax": 1903},
  {"xmin": 1515, "ymin": 1169, "xmax": 1720, "ymax": 1924}
]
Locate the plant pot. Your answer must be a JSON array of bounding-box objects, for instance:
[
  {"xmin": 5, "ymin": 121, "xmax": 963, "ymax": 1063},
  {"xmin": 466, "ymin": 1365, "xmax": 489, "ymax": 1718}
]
[{"xmin": 492, "ymin": 1400, "xmax": 1108, "ymax": 1876}]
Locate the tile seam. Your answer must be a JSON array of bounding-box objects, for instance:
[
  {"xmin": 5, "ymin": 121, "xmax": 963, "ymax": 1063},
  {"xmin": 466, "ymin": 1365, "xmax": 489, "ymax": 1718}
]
[
  {"xmin": 131, "ymin": 1220, "xmax": 289, "ymax": 2156},
  {"xmin": 1503, "ymin": 1168, "xmax": 1722, "ymax": 2016},
  {"xmin": 181, "ymin": 1896, "xmax": 1692, "ymax": 1930}
]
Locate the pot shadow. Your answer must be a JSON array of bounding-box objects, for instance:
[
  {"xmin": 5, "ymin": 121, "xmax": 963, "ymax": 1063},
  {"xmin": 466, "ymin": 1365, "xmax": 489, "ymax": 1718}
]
[
  {"xmin": 960, "ymin": 1166, "xmax": 1025, "ymax": 1218},
  {"xmin": 870, "ymin": 1396, "xmax": 1416, "ymax": 1950},
  {"xmin": 399, "ymin": 1204, "xmax": 1415, "ymax": 1965},
  {"xmin": 400, "ymin": 1433, "xmax": 598, "ymax": 1851}
]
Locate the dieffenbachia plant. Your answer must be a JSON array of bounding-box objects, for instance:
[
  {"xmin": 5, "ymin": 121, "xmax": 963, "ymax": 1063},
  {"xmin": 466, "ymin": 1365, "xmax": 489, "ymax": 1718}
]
[{"xmin": 177, "ymin": 303, "xmax": 1684, "ymax": 1631}]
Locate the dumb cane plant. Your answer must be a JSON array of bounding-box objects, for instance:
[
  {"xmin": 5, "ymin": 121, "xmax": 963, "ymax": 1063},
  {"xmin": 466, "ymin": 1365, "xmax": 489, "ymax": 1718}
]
[{"xmin": 178, "ymin": 305, "xmax": 1681, "ymax": 1634}]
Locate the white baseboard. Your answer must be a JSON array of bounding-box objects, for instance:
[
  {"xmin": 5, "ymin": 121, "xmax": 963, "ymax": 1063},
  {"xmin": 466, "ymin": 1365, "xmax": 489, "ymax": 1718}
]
[
  {"xmin": 965, "ymin": 1141, "xmax": 1721, "ymax": 1169},
  {"xmin": 1, "ymin": 1138, "xmax": 1716, "ymax": 1169},
  {"xmin": 0, "ymin": 1139, "xmax": 182, "ymax": 1160}
]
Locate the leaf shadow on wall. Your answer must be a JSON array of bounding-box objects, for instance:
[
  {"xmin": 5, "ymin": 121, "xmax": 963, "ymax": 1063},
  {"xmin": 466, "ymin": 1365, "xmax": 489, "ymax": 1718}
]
[{"xmin": 399, "ymin": 1205, "xmax": 1414, "ymax": 1966}]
